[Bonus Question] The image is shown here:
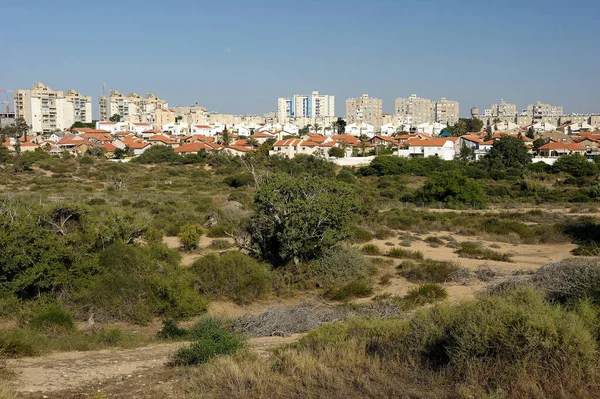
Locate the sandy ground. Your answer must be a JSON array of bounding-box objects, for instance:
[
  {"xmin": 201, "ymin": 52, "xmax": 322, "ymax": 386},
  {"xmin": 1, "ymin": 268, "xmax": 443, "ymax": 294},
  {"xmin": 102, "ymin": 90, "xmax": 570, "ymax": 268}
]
[{"xmin": 10, "ymin": 335, "xmax": 301, "ymax": 397}]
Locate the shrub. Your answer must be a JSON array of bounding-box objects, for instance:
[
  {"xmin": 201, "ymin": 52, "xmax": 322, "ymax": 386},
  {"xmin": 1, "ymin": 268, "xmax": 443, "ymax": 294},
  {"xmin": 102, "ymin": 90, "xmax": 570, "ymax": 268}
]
[
  {"xmin": 397, "ymin": 259, "xmax": 459, "ymax": 283},
  {"xmin": 206, "ymin": 224, "xmax": 230, "ymax": 238},
  {"xmin": 144, "ymin": 226, "xmax": 164, "ymax": 244},
  {"xmin": 191, "ymin": 252, "xmax": 271, "ymax": 304},
  {"xmin": 532, "ymin": 258, "xmax": 600, "ymax": 306},
  {"xmin": 553, "ymin": 154, "xmax": 598, "ymax": 177},
  {"xmin": 310, "ymin": 246, "xmax": 376, "ymax": 289},
  {"xmin": 571, "ymin": 245, "xmax": 600, "ymax": 256},
  {"xmin": 79, "ymin": 156, "xmax": 95, "ymax": 165},
  {"xmin": 403, "ymin": 284, "xmax": 448, "ymax": 308},
  {"xmin": 348, "ymin": 225, "xmax": 374, "ymax": 243},
  {"xmin": 157, "ymin": 319, "xmax": 189, "ymax": 340},
  {"xmin": 387, "ymin": 247, "xmax": 424, "ymax": 260},
  {"xmin": 30, "ymin": 306, "xmax": 74, "ymax": 331},
  {"xmin": 87, "ymin": 198, "xmax": 106, "ymax": 206},
  {"xmin": 361, "ymin": 244, "xmax": 380, "ymax": 255},
  {"xmin": 424, "ymin": 236, "xmax": 444, "ymax": 245},
  {"xmin": 135, "ymin": 146, "xmax": 181, "ymax": 164},
  {"xmin": 171, "ymin": 320, "xmax": 244, "ymax": 366},
  {"xmin": 325, "ymin": 280, "xmax": 374, "ymax": 301},
  {"xmin": 223, "ymin": 173, "xmax": 253, "ymax": 188},
  {"xmin": 419, "ymin": 170, "xmax": 487, "ymax": 206},
  {"xmin": 210, "ymin": 239, "xmax": 233, "ymax": 250},
  {"xmin": 178, "ymin": 224, "xmax": 203, "ymax": 251},
  {"xmin": 455, "ymin": 242, "xmax": 512, "ymax": 262}
]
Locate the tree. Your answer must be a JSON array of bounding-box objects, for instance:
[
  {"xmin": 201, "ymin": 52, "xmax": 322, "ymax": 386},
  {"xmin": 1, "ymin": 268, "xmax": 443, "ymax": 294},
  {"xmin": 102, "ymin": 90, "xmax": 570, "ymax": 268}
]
[
  {"xmin": 175, "ymin": 116, "xmax": 183, "ymax": 123},
  {"xmin": 553, "ymin": 154, "xmax": 598, "ymax": 178},
  {"xmin": 312, "ymin": 123, "xmax": 320, "ymax": 134},
  {"xmin": 247, "ymin": 137, "xmax": 260, "ymax": 148},
  {"xmin": 335, "ymin": 117, "xmax": 346, "ymax": 134},
  {"xmin": 248, "ymin": 174, "xmax": 357, "ymax": 265},
  {"xmin": 109, "ymin": 114, "xmax": 121, "ymax": 122},
  {"xmin": 419, "ymin": 170, "xmax": 487, "ymax": 206},
  {"xmin": 457, "ymin": 143, "xmax": 473, "ymax": 162},
  {"xmin": 526, "ymin": 127, "xmax": 535, "ymax": 139},
  {"xmin": 453, "ymin": 119, "xmax": 468, "ymax": 136},
  {"xmin": 220, "ymin": 126, "xmax": 231, "ymax": 146},
  {"xmin": 533, "ymin": 138, "xmax": 546, "ymax": 154},
  {"xmin": 134, "ymin": 145, "xmax": 180, "ymax": 164},
  {"xmin": 484, "ymin": 136, "xmax": 532, "ymax": 169},
  {"xmin": 485, "ymin": 126, "xmax": 493, "ymax": 141},
  {"xmin": 358, "ymin": 134, "xmax": 370, "ymax": 156},
  {"xmin": 328, "ymin": 146, "xmax": 345, "ymax": 158}
]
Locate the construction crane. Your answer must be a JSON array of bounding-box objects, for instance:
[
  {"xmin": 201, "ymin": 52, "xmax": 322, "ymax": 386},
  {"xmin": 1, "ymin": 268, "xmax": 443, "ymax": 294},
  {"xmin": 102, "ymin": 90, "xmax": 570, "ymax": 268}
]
[{"xmin": 0, "ymin": 89, "xmax": 14, "ymax": 113}]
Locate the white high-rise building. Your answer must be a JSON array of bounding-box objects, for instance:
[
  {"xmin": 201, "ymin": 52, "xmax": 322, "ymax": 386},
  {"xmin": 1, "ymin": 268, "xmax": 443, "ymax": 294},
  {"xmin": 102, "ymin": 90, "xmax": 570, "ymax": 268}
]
[
  {"xmin": 277, "ymin": 91, "xmax": 335, "ymax": 122},
  {"xmin": 99, "ymin": 90, "xmax": 168, "ymax": 123},
  {"xmin": 434, "ymin": 97, "xmax": 460, "ymax": 125},
  {"xmin": 14, "ymin": 82, "xmax": 92, "ymax": 134}
]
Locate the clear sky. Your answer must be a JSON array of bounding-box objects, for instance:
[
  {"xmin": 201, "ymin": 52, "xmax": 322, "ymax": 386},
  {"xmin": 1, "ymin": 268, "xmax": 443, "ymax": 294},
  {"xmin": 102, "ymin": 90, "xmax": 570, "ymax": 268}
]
[{"xmin": 2, "ymin": 0, "xmax": 599, "ymax": 118}]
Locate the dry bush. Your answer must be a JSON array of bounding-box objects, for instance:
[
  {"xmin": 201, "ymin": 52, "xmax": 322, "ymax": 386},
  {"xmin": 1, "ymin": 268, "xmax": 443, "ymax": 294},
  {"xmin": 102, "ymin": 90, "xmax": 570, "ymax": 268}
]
[
  {"xmin": 532, "ymin": 258, "xmax": 600, "ymax": 305},
  {"xmin": 233, "ymin": 302, "xmax": 346, "ymax": 337}
]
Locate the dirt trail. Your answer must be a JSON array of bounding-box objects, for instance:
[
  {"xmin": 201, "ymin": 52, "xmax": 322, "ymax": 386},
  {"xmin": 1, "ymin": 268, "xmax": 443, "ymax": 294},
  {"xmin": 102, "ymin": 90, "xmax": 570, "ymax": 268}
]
[{"xmin": 8, "ymin": 335, "xmax": 301, "ymax": 396}]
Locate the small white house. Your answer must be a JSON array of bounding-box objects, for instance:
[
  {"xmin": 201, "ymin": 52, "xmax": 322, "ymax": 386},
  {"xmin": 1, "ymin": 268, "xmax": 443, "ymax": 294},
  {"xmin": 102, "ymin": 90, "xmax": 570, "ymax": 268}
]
[
  {"xmin": 345, "ymin": 123, "xmax": 375, "ymax": 137},
  {"xmin": 162, "ymin": 122, "xmax": 189, "ymax": 136},
  {"xmin": 401, "ymin": 138, "xmax": 456, "ymax": 161},
  {"xmin": 129, "ymin": 122, "xmax": 153, "ymax": 136},
  {"xmin": 191, "ymin": 124, "xmax": 213, "ymax": 136},
  {"xmin": 96, "ymin": 121, "xmax": 128, "ymax": 134}
]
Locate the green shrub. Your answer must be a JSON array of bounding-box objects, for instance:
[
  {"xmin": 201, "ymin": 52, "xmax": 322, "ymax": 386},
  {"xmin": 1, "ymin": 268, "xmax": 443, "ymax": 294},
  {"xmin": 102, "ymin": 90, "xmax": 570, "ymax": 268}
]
[
  {"xmin": 310, "ymin": 246, "xmax": 376, "ymax": 289},
  {"xmin": 30, "ymin": 306, "xmax": 74, "ymax": 331},
  {"xmin": 0, "ymin": 329, "xmax": 39, "ymax": 357},
  {"xmin": 387, "ymin": 247, "xmax": 424, "ymax": 260},
  {"xmin": 191, "ymin": 252, "xmax": 271, "ymax": 304},
  {"xmin": 86, "ymin": 198, "xmax": 106, "ymax": 206},
  {"xmin": 223, "ymin": 173, "xmax": 253, "ymax": 188},
  {"xmin": 325, "ymin": 280, "xmax": 374, "ymax": 301},
  {"xmin": 178, "ymin": 224, "xmax": 203, "ymax": 251},
  {"xmin": 206, "ymin": 224, "xmax": 229, "ymax": 238},
  {"xmin": 455, "ymin": 242, "xmax": 512, "ymax": 262},
  {"xmin": 424, "ymin": 236, "xmax": 444, "ymax": 245},
  {"xmin": 397, "ymin": 259, "xmax": 459, "ymax": 283},
  {"xmin": 419, "ymin": 170, "xmax": 487, "ymax": 206},
  {"xmin": 157, "ymin": 319, "xmax": 188, "ymax": 340},
  {"xmin": 403, "ymin": 284, "xmax": 448, "ymax": 308},
  {"xmin": 171, "ymin": 320, "xmax": 244, "ymax": 366},
  {"xmin": 348, "ymin": 225, "xmax": 374, "ymax": 243},
  {"xmin": 79, "ymin": 156, "xmax": 95, "ymax": 165},
  {"xmin": 210, "ymin": 239, "xmax": 233, "ymax": 250},
  {"xmin": 571, "ymin": 245, "xmax": 600, "ymax": 256},
  {"xmin": 144, "ymin": 226, "xmax": 164, "ymax": 244},
  {"xmin": 361, "ymin": 244, "xmax": 380, "ymax": 255}
]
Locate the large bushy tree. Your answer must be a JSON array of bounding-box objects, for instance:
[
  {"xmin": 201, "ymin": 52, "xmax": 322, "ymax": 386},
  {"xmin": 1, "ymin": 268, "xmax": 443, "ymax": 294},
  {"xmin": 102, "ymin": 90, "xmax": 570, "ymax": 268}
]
[
  {"xmin": 419, "ymin": 170, "xmax": 487, "ymax": 206},
  {"xmin": 249, "ymin": 174, "xmax": 357, "ymax": 265},
  {"xmin": 484, "ymin": 136, "xmax": 532, "ymax": 169}
]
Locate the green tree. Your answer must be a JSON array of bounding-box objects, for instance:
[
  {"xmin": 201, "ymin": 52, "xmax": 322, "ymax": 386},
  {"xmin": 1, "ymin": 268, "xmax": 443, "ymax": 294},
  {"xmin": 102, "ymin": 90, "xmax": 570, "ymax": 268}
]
[
  {"xmin": 109, "ymin": 114, "xmax": 121, "ymax": 122},
  {"xmin": 553, "ymin": 154, "xmax": 598, "ymax": 178},
  {"xmin": 178, "ymin": 224, "xmax": 203, "ymax": 251},
  {"xmin": 533, "ymin": 138, "xmax": 546, "ymax": 154},
  {"xmin": 526, "ymin": 127, "xmax": 535, "ymax": 139},
  {"xmin": 419, "ymin": 170, "xmax": 487, "ymax": 206},
  {"xmin": 484, "ymin": 136, "xmax": 532, "ymax": 169},
  {"xmin": 249, "ymin": 174, "xmax": 357, "ymax": 265},
  {"xmin": 335, "ymin": 117, "xmax": 346, "ymax": 134},
  {"xmin": 134, "ymin": 145, "xmax": 180, "ymax": 164},
  {"xmin": 358, "ymin": 134, "xmax": 370, "ymax": 156},
  {"xmin": 220, "ymin": 126, "xmax": 231, "ymax": 146},
  {"xmin": 457, "ymin": 143, "xmax": 473, "ymax": 162},
  {"xmin": 328, "ymin": 146, "xmax": 345, "ymax": 158}
]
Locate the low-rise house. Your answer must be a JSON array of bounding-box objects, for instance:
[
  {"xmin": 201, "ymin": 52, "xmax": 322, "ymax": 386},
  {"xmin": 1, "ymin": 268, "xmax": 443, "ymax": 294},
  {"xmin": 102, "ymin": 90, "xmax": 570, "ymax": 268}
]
[
  {"xmin": 96, "ymin": 121, "xmax": 128, "ymax": 134},
  {"xmin": 191, "ymin": 125, "xmax": 212, "ymax": 136},
  {"xmin": 174, "ymin": 141, "xmax": 219, "ymax": 154},
  {"xmin": 345, "ymin": 123, "xmax": 375, "ymax": 137},
  {"xmin": 122, "ymin": 137, "xmax": 150, "ymax": 156},
  {"xmin": 129, "ymin": 122, "xmax": 153, "ymax": 136},
  {"xmin": 538, "ymin": 142, "xmax": 586, "ymax": 157},
  {"xmin": 400, "ymin": 138, "xmax": 457, "ymax": 160},
  {"xmin": 162, "ymin": 123, "xmax": 189, "ymax": 136},
  {"xmin": 250, "ymin": 131, "xmax": 275, "ymax": 144},
  {"xmin": 148, "ymin": 134, "xmax": 179, "ymax": 148}
]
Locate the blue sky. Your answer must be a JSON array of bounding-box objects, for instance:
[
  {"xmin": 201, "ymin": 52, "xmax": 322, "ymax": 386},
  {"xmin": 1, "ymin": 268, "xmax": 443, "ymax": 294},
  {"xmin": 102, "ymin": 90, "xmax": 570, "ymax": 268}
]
[{"xmin": 1, "ymin": 0, "xmax": 599, "ymax": 118}]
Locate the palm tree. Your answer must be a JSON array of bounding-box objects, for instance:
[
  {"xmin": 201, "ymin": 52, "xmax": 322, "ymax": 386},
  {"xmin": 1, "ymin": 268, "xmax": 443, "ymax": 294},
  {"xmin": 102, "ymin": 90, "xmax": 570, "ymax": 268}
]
[
  {"xmin": 358, "ymin": 134, "xmax": 370, "ymax": 157},
  {"xmin": 247, "ymin": 137, "xmax": 259, "ymax": 148}
]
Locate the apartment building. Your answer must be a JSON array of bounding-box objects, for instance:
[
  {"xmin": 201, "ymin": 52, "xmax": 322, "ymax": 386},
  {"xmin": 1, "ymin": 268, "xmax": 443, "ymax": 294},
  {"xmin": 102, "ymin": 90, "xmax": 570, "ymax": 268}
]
[
  {"xmin": 14, "ymin": 82, "xmax": 93, "ymax": 134},
  {"xmin": 394, "ymin": 94, "xmax": 434, "ymax": 125},
  {"xmin": 277, "ymin": 91, "xmax": 335, "ymax": 122},
  {"xmin": 485, "ymin": 99, "xmax": 517, "ymax": 118},
  {"xmin": 346, "ymin": 94, "xmax": 383, "ymax": 131},
  {"xmin": 435, "ymin": 97, "xmax": 460, "ymax": 125},
  {"xmin": 524, "ymin": 101, "xmax": 564, "ymax": 120},
  {"xmin": 99, "ymin": 90, "xmax": 168, "ymax": 123}
]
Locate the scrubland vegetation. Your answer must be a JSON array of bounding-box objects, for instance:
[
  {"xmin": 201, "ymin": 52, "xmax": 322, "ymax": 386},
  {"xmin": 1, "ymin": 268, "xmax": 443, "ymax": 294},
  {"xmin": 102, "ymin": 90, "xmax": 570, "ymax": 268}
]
[{"xmin": 1, "ymin": 145, "xmax": 600, "ymax": 397}]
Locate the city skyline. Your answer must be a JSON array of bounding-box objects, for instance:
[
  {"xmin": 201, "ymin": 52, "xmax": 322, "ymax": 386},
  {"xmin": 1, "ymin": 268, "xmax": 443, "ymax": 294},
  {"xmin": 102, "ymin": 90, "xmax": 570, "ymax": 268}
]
[{"xmin": 2, "ymin": 0, "xmax": 599, "ymax": 118}]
